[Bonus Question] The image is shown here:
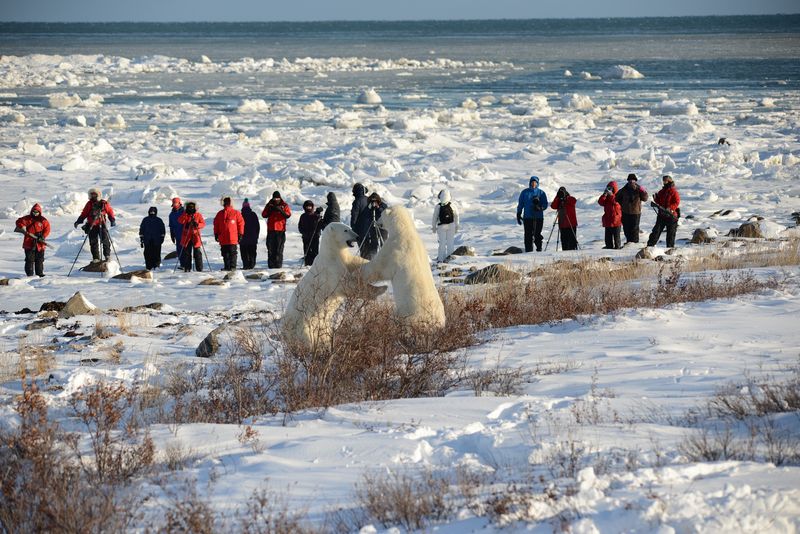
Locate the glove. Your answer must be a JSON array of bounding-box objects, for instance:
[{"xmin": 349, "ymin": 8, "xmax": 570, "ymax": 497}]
[
  {"xmin": 214, "ymin": 235, "xmax": 219, "ymax": 242},
  {"xmin": 110, "ymin": 219, "xmax": 116, "ymax": 227},
  {"xmin": 516, "ymin": 214, "xmax": 523, "ymax": 225},
  {"xmin": 171, "ymin": 236, "xmax": 176, "ymax": 243},
  {"xmin": 140, "ymin": 239, "xmax": 144, "ymax": 249},
  {"xmin": 238, "ymin": 235, "xmax": 243, "ymax": 244},
  {"xmin": 532, "ymin": 197, "xmax": 540, "ymax": 208},
  {"xmin": 650, "ymin": 201, "xmax": 657, "ymax": 208},
  {"xmin": 74, "ymin": 221, "xmax": 80, "ymax": 229},
  {"xmin": 315, "ymin": 207, "xmax": 323, "ymax": 214}
]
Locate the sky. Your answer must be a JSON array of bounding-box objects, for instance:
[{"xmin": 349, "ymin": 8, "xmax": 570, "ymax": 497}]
[{"xmin": 1, "ymin": 0, "xmax": 798, "ymax": 22}]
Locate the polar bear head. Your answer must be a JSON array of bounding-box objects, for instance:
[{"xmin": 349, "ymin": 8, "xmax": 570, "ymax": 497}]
[
  {"xmin": 320, "ymin": 222, "xmax": 360, "ymax": 250},
  {"xmin": 375, "ymin": 206, "xmax": 413, "ymax": 234}
]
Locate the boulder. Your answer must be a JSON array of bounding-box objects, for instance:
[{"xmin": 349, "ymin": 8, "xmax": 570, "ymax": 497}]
[
  {"xmin": 163, "ymin": 251, "xmax": 179, "ymax": 260},
  {"xmin": 245, "ymin": 273, "xmax": 265, "ymax": 280},
  {"xmin": 119, "ymin": 303, "xmax": 164, "ymax": 313},
  {"xmin": 0, "ymin": 279, "xmax": 9, "ymax": 286},
  {"xmin": 635, "ymin": 247, "xmax": 656, "ymax": 260},
  {"xmin": 82, "ymin": 261, "xmax": 109, "ymax": 273},
  {"xmin": 59, "ymin": 291, "xmax": 97, "ymax": 318},
  {"xmin": 40, "ymin": 301, "xmax": 66, "ymax": 312},
  {"xmin": 198, "ymin": 278, "xmax": 225, "ymax": 286},
  {"xmin": 690, "ymin": 228, "xmax": 713, "ymax": 244},
  {"xmin": 451, "ymin": 245, "xmax": 476, "ymax": 257},
  {"xmin": 25, "ymin": 318, "xmax": 57, "ymax": 331},
  {"xmin": 268, "ymin": 271, "xmax": 292, "ymax": 280},
  {"xmin": 492, "ymin": 246, "xmax": 524, "ymax": 256},
  {"xmin": 728, "ymin": 221, "xmax": 763, "ymax": 238},
  {"xmin": 112, "ymin": 269, "xmax": 153, "ymax": 281},
  {"xmin": 464, "ymin": 264, "xmax": 522, "ymax": 285},
  {"xmin": 196, "ymin": 324, "xmax": 227, "ymax": 358}
]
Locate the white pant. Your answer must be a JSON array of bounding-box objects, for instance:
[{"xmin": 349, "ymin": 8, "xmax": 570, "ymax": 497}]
[{"xmin": 436, "ymin": 223, "xmax": 456, "ymax": 262}]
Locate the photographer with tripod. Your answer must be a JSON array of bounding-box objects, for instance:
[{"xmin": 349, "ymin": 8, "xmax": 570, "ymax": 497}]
[
  {"xmin": 262, "ymin": 191, "xmax": 292, "ymax": 269},
  {"xmin": 550, "ymin": 186, "xmax": 578, "ymax": 251},
  {"xmin": 647, "ymin": 175, "xmax": 681, "ymax": 249},
  {"xmin": 355, "ymin": 192, "xmax": 388, "ymax": 260},
  {"xmin": 73, "ymin": 188, "xmax": 116, "ymax": 263},
  {"xmin": 177, "ymin": 201, "xmax": 206, "ymax": 272},
  {"xmin": 516, "ymin": 175, "xmax": 548, "ymax": 252},
  {"xmin": 598, "ymin": 181, "xmax": 622, "ymax": 249}
]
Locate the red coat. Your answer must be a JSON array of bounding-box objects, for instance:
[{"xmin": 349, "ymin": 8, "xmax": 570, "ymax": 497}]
[
  {"xmin": 177, "ymin": 211, "xmax": 206, "ymax": 247},
  {"xmin": 213, "ymin": 206, "xmax": 245, "ymax": 246},
  {"xmin": 653, "ymin": 184, "xmax": 681, "ymax": 218},
  {"xmin": 598, "ymin": 181, "xmax": 622, "ymax": 227},
  {"xmin": 262, "ymin": 199, "xmax": 291, "ymax": 232},
  {"xmin": 550, "ymin": 196, "xmax": 578, "ymax": 229},
  {"xmin": 78, "ymin": 199, "xmax": 115, "ymax": 227},
  {"xmin": 16, "ymin": 204, "xmax": 50, "ymax": 252}
]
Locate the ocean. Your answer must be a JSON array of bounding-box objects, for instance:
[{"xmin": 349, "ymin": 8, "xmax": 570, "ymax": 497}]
[{"xmin": 1, "ymin": 16, "xmax": 799, "ymax": 120}]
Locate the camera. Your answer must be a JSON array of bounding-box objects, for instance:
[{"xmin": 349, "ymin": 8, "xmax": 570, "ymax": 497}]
[
  {"xmin": 605, "ymin": 188, "xmax": 612, "ymax": 195},
  {"xmin": 315, "ymin": 207, "xmax": 323, "ymax": 214}
]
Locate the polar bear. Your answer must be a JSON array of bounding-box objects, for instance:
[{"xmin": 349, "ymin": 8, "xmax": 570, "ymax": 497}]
[
  {"xmin": 359, "ymin": 206, "xmax": 446, "ymax": 329},
  {"xmin": 282, "ymin": 223, "xmax": 385, "ymax": 348}
]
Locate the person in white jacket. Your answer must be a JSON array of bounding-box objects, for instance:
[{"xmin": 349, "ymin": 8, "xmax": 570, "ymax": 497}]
[{"xmin": 431, "ymin": 189, "xmax": 459, "ymax": 262}]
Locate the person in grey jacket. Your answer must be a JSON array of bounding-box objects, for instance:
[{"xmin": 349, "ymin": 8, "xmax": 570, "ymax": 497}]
[{"xmin": 615, "ymin": 173, "xmax": 649, "ymax": 244}]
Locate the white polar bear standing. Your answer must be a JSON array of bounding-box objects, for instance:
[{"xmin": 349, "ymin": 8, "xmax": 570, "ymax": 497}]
[
  {"xmin": 359, "ymin": 206, "xmax": 446, "ymax": 329},
  {"xmin": 282, "ymin": 223, "xmax": 384, "ymax": 348}
]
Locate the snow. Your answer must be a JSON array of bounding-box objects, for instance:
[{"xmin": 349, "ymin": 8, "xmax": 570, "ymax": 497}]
[{"xmin": 0, "ymin": 41, "xmax": 798, "ymax": 533}]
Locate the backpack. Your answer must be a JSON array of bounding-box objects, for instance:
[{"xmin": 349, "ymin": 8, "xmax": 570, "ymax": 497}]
[{"xmin": 438, "ymin": 203, "xmax": 454, "ymax": 225}]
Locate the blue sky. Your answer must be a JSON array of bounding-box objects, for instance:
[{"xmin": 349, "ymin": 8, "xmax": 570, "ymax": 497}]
[{"xmin": 2, "ymin": 0, "xmax": 798, "ymax": 22}]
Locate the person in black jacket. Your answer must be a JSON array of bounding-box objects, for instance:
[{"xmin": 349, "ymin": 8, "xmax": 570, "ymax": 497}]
[
  {"xmin": 240, "ymin": 198, "xmax": 260, "ymax": 269},
  {"xmin": 139, "ymin": 206, "xmax": 166, "ymax": 270},
  {"xmin": 320, "ymin": 191, "xmax": 341, "ymax": 233},
  {"xmin": 355, "ymin": 192, "xmax": 388, "ymax": 260},
  {"xmin": 350, "ymin": 183, "xmax": 369, "ymax": 229},
  {"xmin": 298, "ymin": 200, "xmax": 323, "ymax": 266}
]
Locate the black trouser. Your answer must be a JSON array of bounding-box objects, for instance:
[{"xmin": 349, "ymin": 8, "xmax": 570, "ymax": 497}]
[
  {"xmin": 523, "ymin": 218, "xmax": 544, "ymax": 252},
  {"xmin": 621, "ymin": 213, "xmax": 641, "ymax": 243},
  {"xmin": 88, "ymin": 225, "xmax": 111, "ymax": 261},
  {"xmin": 359, "ymin": 226, "xmax": 387, "ymax": 260},
  {"xmin": 605, "ymin": 227, "xmax": 621, "ymax": 249},
  {"xmin": 180, "ymin": 245, "xmax": 204, "ymax": 271},
  {"xmin": 559, "ymin": 227, "xmax": 578, "ymax": 251},
  {"xmin": 143, "ymin": 241, "xmax": 161, "ymax": 270},
  {"xmin": 24, "ymin": 248, "xmax": 44, "ymax": 277},
  {"xmin": 302, "ymin": 235, "xmax": 320, "ymax": 266},
  {"xmin": 220, "ymin": 244, "xmax": 238, "ymax": 270},
  {"xmin": 266, "ymin": 231, "xmax": 285, "ymax": 268},
  {"xmin": 240, "ymin": 243, "xmax": 257, "ymax": 269},
  {"xmin": 647, "ymin": 217, "xmax": 678, "ymax": 248}
]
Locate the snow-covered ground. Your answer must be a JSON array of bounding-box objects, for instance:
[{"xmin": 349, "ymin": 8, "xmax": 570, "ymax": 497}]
[{"xmin": 0, "ymin": 46, "xmax": 798, "ymax": 532}]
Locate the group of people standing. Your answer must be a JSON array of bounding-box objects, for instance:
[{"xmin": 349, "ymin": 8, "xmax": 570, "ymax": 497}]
[{"xmin": 516, "ymin": 173, "xmax": 681, "ymax": 252}]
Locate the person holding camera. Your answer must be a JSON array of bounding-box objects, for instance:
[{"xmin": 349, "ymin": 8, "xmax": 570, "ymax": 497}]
[
  {"xmin": 550, "ymin": 186, "xmax": 578, "ymax": 251},
  {"xmin": 262, "ymin": 191, "xmax": 292, "ymax": 268},
  {"xmin": 73, "ymin": 188, "xmax": 116, "ymax": 264},
  {"xmin": 598, "ymin": 181, "xmax": 622, "ymax": 249},
  {"xmin": 177, "ymin": 201, "xmax": 206, "ymax": 272},
  {"xmin": 240, "ymin": 198, "xmax": 260, "ymax": 269},
  {"xmin": 516, "ymin": 175, "xmax": 548, "ymax": 252},
  {"xmin": 15, "ymin": 203, "xmax": 50, "ymax": 277},
  {"xmin": 615, "ymin": 173, "xmax": 649, "ymax": 244},
  {"xmin": 355, "ymin": 192, "xmax": 388, "ymax": 260},
  {"xmin": 647, "ymin": 175, "xmax": 681, "ymax": 248},
  {"xmin": 432, "ymin": 189, "xmax": 459, "ymax": 262},
  {"xmin": 138, "ymin": 206, "xmax": 165, "ymax": 270},
  {"xmin": 298, "ymin": 199, "xmax": 324, "ymax": 266},
  {"xmin": 213, "ymin": 197, "xmax": 245, "ymax": 271}
]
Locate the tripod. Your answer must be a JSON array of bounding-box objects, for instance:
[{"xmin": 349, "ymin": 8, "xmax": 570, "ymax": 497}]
[
  {"xmin": 67, "ymin": 232, "xmax": 90, "ymax": 277},
  {"xmin": 357, "ymin": 208, "xmax": 384, "ymax": 258},
  {"xmin": 101, "ymin": 222, "xmax": 123, "ymax": 267},
  {"xmin": 544, "ymin": 213, "xmax": 559, "ymax": 251}
]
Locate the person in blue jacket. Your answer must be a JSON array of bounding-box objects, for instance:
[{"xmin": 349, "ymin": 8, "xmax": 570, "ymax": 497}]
[
  {"xmin": 139, "ymin": 206, "xmax": 166, "ymax": 270},
  {"xmin": 169, "ymin": 197, "xmax": 184, "ymax": 259},
  {"xmin": 516, "ymin": 175, "xmax": 548, "ymax": 252}
]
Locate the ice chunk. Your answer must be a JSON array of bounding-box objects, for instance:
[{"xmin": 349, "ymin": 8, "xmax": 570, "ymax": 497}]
[{"xmin": 356, "ymin": 88, "xmax": 382, "ymax": 105}]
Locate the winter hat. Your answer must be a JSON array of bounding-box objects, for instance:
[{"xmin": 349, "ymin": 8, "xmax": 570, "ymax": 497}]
[
  {"xmin": 148, "ymin": 206, "xmax": 158, "ymax": 216},
  {"xmin": 88, "ymin": 187, "xmax": 101, "ymax": 198},
  {"xmin": 272, "ymin": 191, "xmax": 282, "ymax": 199},
  {"xmin": 352, "ymin": 183, "xmax": 366, "ymax": 196},
  {"xmin": 627, "ymin": 173, "xmax": 638, "ymax": 181},
  {"xmin": 438, "ymin": 189, "xmax": 451, "ymax": 204},
  {"xmin": 185, "ymin": 201, "xmax": 197, "ymax": 212},
  {"xmin": 303, "ymin": 200, "xmax": 314, "ymax": 210},
  {"xmin": 242, "ymin": 198, "xmax": 250, "ymax": 209},
  {"xmin": 30, "ymin": 203, "xmax": 42, "ymax": 215},
  {"xmin": 529, "ymin": 175, "xmax": 539, "ymax": 186},
  {"xmin": 172, "ymin": 197, "xmax": 182, "ymax": 209},
  {"xmin": 221, "ymin": 196, "xmax": 231, "ymax": 207},
  {"xmin": 326, "ymin": 191, "xmax": 337, "ymax": 204}
]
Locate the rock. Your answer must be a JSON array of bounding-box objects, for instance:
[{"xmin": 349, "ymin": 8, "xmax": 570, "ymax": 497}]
[
  {"xmin": 119, "ymin": 303, "xmax": 164, "ymax": 313},
  {"xmin": 0, "ymin": 279, "xmax": 9, "ymax": 286},
  {"xmin": 14, "ymin": 308, "xmax": 35, "ymax": 314},
  {"xmin": 492, "ymin": 246, "xmax": 524, "ymax": 256},
  {"xmin": 464, "ymin": 264, "xmax": 522, "ymax": 285},
  {"xmin": 82, "ymin": 261, "xmax": 109, "ymax": 273},
  {"xmin": 268, "ymin": 271, "xmax": 292, "ymax": 280},
  {"xmin": 440, "ymin": 268, "xmax": 463, "ymax": 278},
  {"xmin": 198, "ymin": 278, "xmax": 225, "ymax": 286},
  {"xmin": 245, "ymin": 273, "xmax": 265, "ymax": 280},
  {"xmin": 25, "ymin": 318, "xmax": 57, "ymax": 331},
  {"xmin": 164, "ymin": 251, "xmax": 178, "ymax": 260},
  {"xmin": 690, "ymin": 228, "xmax": 713, "ymax": 244},
  {"xmin": 59, "ymin": 291, "xmax": 97, "ymax": 318},
  {"xmin": 196, "ymin": 324, "xmax": 227, "ymax": 358},
  {"xmin": 111, "ymin": 269, "xmax": 153, "ymax": 281},
  {"xmin": 728, "ymin": 221, "xmax": 763, "ymax": 238},
  {"xmin": 40, "ymin": 301, "xmax": 66, "ymax": 312},
  {"xmin": 224, "ymin": 270, "xmax": 244, "ymax": 281},
  {"xmin": 791, "ymin": 211, "xmax": 800, "ymax": 225},
  {"xmin": 635, "ymin": 247, "xmax": 656, "ymax": 260},
  {"xmin": 451, "ymin": 245, "xmax": 476, "ymax": 257}
]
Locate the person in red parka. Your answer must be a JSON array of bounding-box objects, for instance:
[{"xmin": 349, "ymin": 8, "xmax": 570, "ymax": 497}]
[
  {"xmin": 262, "ymin": 191, "xmax": 291, "ymax": 268},
  {"xmin": 550, "ymin": 186, "xmax": 578, "ymax": 251},
  {"xmin": 177, "ymin": 201, "xmax": 206, "ymax": 272},
  {"xmin": 598, "ymin": 180, "xmax": 622, "ymax": 249},
  {"xmin": 213, "ymin": 196, "xmax": 245, "ymax": 271},
  {"xmin": 647, "ymin": 175, "xmax": 681, "ymax": 248},
  {"xmin": 15, "ymin": 203, "xmax": 51, "ymax": 277},
  {"xmin": 73, "ymin": 188, "xmax": 116, "ymax": 263}
]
